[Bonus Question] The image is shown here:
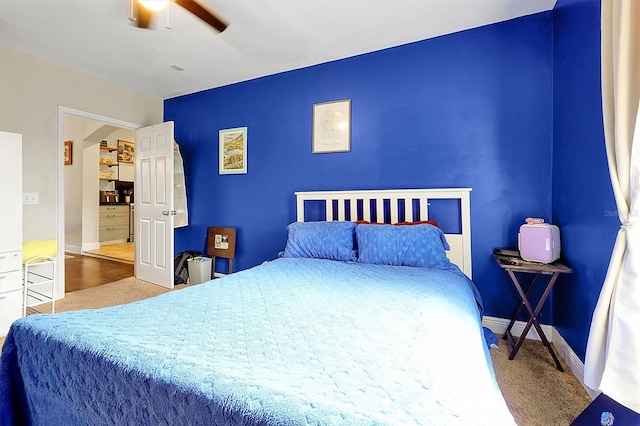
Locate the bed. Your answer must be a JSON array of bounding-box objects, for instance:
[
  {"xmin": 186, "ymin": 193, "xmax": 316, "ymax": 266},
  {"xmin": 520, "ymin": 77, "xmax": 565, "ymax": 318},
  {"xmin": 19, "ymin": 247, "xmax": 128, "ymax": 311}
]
[{"xmin": 1, "ymin": 188, "xmax": 515, "ymax": 425}]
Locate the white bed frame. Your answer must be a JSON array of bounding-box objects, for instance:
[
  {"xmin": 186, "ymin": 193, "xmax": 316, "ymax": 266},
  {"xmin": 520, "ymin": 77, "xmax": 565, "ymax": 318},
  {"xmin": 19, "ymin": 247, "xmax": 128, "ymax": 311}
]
[{"xmin": 295, "ymin": 188, "xmax": 472, "ymax": 278}]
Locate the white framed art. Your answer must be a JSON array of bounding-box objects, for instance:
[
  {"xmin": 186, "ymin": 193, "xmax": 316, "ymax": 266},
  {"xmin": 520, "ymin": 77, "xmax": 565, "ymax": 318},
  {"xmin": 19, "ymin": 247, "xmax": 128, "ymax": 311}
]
[
  {"xmin": 219, "ymin": 127, "xmax": 247, "ymax": 174},
  {"xmin": 312, "ymin": 99, "xmax": 351, "ymax": 153}
]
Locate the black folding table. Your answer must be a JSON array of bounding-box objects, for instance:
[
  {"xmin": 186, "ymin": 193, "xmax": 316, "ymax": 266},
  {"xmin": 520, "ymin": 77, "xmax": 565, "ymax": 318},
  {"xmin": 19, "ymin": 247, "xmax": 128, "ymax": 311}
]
[{"xmin": 494, "ymin": 253, "xmax": 572, "ymax": 371}]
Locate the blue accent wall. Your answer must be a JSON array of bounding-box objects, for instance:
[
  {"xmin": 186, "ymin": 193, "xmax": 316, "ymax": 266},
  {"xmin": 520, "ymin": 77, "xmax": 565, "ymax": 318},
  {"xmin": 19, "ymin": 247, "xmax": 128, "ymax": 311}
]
[
  {"xmin": 552, "ymin": 0, "xmax": 617, "ymax": 361},
  {"xmin": 165, "ymin": 15, "xmax": 555, "ymax": 322}
]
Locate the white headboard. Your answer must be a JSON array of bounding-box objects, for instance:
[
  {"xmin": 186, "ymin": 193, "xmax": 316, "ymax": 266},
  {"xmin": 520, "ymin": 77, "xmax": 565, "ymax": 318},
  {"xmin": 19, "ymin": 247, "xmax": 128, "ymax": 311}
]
[{"xmin": 295, "ymin": 188, "xmax": 472, "ymax": 278}]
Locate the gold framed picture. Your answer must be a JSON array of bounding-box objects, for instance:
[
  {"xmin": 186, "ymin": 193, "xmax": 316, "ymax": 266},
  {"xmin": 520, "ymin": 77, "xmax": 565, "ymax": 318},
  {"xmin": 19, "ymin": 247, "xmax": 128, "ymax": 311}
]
[
  {"xmin": 118, "ymin": 140, "xmax": 134, "ymax": 164},
  {"xmin": 64, "ymin": 141, "xmax": 72, "ymax": 165}
]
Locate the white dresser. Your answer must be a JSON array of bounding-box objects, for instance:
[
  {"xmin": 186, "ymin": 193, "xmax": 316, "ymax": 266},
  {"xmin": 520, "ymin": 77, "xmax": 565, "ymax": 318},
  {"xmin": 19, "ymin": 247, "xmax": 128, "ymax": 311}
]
[{"xmin": 0, "ymin": 131, "xmax": 23, "ymax": 337}]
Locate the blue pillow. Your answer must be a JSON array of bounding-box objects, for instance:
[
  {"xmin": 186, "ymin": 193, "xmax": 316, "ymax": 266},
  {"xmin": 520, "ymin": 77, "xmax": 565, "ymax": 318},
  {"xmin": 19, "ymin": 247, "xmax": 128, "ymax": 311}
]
[
  {"xmin": 356, "ymin": 224, "xmax": 450, "ymax": 267},
  {"xmin": 282, "ymin": 221, "xmax": 356, "ymax": 262}
]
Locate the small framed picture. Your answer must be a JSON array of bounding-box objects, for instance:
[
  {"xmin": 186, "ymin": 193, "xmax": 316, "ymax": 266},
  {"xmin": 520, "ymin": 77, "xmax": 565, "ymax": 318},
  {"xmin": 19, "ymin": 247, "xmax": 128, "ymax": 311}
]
[
  {"xmin": 118, "ymin": 140, "xmax": 134, "ymax": 164},
  {"xmin": 64, "ymin": 141, "xmax": 72, "ymax": 165},
  {"xmin": 219, "ymin": 127, "xmax": 247, "ymax": 174},
  {"xmin": 312, "ymin": 99, "xmax": 351, "ymax": 153},
  {"xmin": 214, "ymin": 234, "xmax": 229, "ymax": 250}
]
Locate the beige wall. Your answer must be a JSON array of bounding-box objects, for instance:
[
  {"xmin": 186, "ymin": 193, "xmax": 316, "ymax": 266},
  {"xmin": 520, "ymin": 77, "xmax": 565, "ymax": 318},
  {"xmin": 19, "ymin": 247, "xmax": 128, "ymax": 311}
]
[
  {"xmin": 0, "ymin": 45, "xmax": 163, "ymax": 242},
  {"xmin": 64, "ymin": 116, "xmax": 102, "ymax": 251}
]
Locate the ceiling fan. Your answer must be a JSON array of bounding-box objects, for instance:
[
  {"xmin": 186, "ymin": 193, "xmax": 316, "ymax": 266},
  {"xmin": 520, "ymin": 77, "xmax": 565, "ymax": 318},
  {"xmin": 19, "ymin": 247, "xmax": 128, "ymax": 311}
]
[{"xmin": 131, "ymin": 0, "xmax": 227, "ymax": 33}]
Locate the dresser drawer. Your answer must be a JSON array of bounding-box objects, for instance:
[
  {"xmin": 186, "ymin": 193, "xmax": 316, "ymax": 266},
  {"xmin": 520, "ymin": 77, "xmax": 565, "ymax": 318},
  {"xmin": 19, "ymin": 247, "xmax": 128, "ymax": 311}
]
[
  {"xmin": 99, "ymin": 212, "xmax": 129, "ymax": 226},
  {"xmin": 99, "ymin": 205, "xmax": 129, "ymax": 214},
  {"xmin": 0, "ymin": 270, "xmax": 23, "ymax": 293},
  {"xmin": 99, "ymin": 225, "xmax": 128, "ymax": 242},
  {"xmin": 0, "ymin": 289, "xmax": 23, "ymax": 337},
  {"xmin": 0, "ymin": 250, "xmax": 22, "ymax": 273}
]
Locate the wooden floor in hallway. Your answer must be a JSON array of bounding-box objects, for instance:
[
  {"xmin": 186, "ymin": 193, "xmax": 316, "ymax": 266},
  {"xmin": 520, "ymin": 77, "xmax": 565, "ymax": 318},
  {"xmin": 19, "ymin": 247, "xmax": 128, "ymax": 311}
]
[
  {"xmin": 65, "ymin": 254, "xmax": 133, "ymax": 292},
  {"xmin": 83, "ymin": 242, "xmax": 134, "ymax": 264}
]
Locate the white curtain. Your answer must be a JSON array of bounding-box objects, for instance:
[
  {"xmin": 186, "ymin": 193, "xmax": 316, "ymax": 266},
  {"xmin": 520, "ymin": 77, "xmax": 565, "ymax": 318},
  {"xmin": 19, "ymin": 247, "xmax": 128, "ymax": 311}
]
[{"xmin": 584, "ymin": 0, "xmax": 640, "ymax": 412}]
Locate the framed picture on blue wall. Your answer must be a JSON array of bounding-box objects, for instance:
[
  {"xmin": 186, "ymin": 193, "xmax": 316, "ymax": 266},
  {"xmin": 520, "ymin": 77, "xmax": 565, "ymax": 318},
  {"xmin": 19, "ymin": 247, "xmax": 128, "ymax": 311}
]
[
  {"xmin": 219, "ymin": 127, "xmax": 247, "ymax": 174},
  {"xmin": 312, "ymin": 99, "xmax": 351, "ymax": 153}
]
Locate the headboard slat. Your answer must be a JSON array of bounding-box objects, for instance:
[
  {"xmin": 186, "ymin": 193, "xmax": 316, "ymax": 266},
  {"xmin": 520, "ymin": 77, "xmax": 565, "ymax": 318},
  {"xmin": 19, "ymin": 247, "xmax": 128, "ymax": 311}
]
[
  {"xmin": 420, "ymin": 201, "xmax": 429, "ymax": 221},
  {"xmin": 337, "ymin": 199, "xmax": 346, "ymax": 221},
  {"xmin": 390, "ymin": 198, "xmax": 399, "ymax": 224},
  {"xmin": 363, "ymin": 200, "xmax": 371, "ymax": 221},
  {"xmin": 350, "ymin": 200, "xmax": 358, "ymax": 222},
  {"xmin": 405, "ymin": 200, "xmax": 414, "ymax": 223}
]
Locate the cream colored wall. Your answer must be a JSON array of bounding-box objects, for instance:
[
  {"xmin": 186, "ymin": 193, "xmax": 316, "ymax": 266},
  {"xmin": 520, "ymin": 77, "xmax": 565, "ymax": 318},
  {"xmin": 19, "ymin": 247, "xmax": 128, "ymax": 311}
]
[
  {"xmin": 82, "ymin": 141, "xmax": 101, "ymax": 252},
  {"xmin": 63, "ymin": 116, "xmax": 102, "ymax": 252},
  {"xmin": 0, "ymin": 45, "xmax": 163, "ymax": 242}
]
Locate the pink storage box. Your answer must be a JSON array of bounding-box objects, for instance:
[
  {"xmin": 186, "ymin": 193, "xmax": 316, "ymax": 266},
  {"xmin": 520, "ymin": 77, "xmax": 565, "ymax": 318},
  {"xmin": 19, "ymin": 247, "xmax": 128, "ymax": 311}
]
[{"xmin": 518, "ymin": 224, "xmax": 560, "ymax": 263}]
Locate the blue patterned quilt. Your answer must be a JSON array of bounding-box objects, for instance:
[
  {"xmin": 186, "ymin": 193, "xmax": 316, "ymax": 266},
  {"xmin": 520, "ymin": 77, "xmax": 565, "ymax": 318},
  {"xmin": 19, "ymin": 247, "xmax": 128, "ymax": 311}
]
[{"xmin": 1, "ymin": 258, "xmax": 515, "ymax": 425}]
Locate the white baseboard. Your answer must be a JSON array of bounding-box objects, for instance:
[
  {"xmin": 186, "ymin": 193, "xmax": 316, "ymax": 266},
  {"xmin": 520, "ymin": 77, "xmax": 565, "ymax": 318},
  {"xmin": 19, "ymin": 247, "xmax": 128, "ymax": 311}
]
[
  {"xmin": 482, "ymin": 315, "xmax": 554, "ymax": 342},
  {"xmin": 64, "ymin": 244, "xmax": 81, "ymax": 254},
  {"xmin": 552, "ymin": 329, "xmax": 599, "ymax": 399},
  {"xmin": 82, "ymin": 242, "xmax": 100, "ymax": 252},
  {"xmin": 483, "ymin": 316, "xmax": 595, "ymax": 399}
]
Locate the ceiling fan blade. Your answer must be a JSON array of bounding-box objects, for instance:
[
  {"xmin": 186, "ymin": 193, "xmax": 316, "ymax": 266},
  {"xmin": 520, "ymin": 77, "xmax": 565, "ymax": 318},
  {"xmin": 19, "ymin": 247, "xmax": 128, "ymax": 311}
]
[
  {"xmin": 174, "ymin": 0, "xmax": 228, "ymax": 33},
  {"xmin": 135, "ymin": 3, "xmax": 154, "ymax": 29}
]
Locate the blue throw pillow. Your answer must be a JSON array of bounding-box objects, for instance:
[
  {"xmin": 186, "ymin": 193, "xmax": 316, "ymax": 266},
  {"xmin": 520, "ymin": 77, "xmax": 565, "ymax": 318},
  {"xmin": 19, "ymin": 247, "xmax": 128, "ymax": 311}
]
[
  {"xmin": 356, "ymin": 224, "xmax": 450, "ymax": 267},
  {"xmin": 282, "ymin": 221, "xmax": 356, "ymax": 262}
]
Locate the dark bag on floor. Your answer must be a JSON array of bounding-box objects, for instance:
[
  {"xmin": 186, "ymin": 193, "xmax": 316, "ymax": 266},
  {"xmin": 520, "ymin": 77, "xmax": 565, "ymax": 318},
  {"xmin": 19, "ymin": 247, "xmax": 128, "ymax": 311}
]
[{"xmin": 174, "ymin": 250, "xmax": 202, "ymax": 285}]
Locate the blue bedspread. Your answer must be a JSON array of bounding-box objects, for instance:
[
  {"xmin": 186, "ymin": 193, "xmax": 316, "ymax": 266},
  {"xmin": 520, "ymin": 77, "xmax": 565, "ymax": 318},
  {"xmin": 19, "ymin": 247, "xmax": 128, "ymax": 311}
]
[{"xmin": 1, "ymin": 258, "xmax": 515, "ymax": 425}]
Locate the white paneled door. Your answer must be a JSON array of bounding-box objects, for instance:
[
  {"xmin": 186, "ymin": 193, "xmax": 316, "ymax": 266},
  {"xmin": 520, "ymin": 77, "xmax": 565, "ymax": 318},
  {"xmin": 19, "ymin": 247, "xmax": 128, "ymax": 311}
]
[{"xmin": 135, "ymin": 122, "xmax": 175, "ymax": 288}]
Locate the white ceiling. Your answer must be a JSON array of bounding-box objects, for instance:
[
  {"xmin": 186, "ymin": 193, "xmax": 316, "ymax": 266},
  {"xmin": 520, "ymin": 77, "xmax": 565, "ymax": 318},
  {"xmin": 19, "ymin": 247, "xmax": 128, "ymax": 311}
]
[{"xmin": 0, "ymin": 0, "xmax": 556, "ymax": 100}]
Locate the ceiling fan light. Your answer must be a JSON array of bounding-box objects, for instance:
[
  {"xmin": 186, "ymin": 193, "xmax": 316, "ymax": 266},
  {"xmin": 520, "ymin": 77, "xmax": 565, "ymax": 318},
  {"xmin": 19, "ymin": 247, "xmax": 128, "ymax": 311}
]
[{"xmin": 138, "ymin": 0, "xmax": 169, "ymax": 11}]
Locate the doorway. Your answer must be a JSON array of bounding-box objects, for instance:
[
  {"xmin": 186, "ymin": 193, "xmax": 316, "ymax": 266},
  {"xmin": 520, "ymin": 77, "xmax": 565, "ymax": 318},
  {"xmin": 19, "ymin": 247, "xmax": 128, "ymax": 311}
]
[{"xmin": 58, "ymin": 107, "xmax": 141, "ymax": 295}]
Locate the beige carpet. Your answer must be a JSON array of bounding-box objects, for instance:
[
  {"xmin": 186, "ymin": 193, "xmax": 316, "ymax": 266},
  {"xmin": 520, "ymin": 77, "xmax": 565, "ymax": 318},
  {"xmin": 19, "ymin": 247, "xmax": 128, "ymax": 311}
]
[
  {"xmin": 490, "ymin": 337, "xmax": 591, "ymax": 425},
  {"xmin": 2, "ymin": 277, "xmax": 591, "ymax": 425},
  {"xmin": 36, "ymin": 276, "xmax": 172, "ymax": 311}
]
